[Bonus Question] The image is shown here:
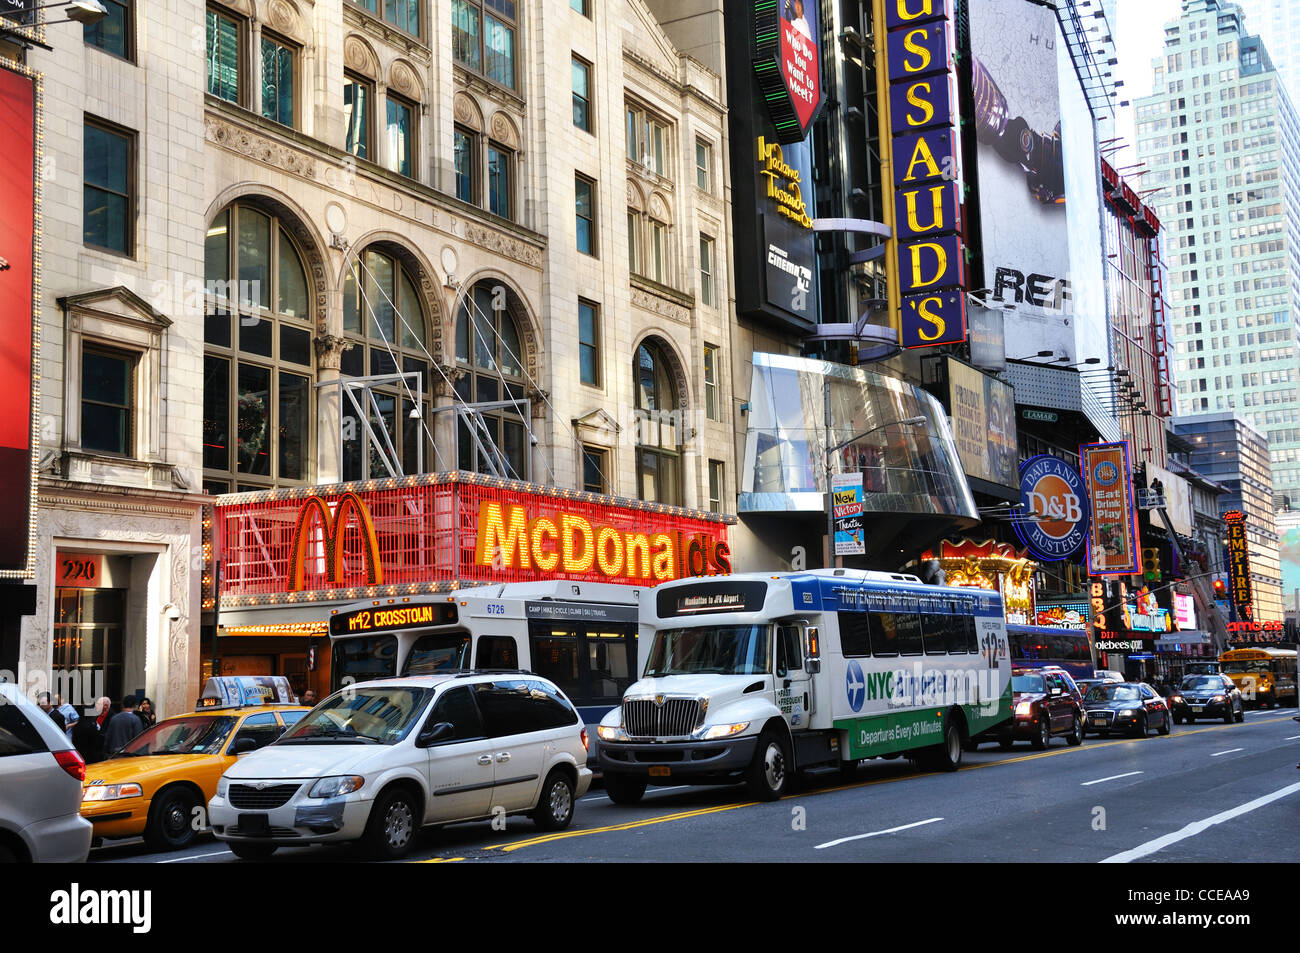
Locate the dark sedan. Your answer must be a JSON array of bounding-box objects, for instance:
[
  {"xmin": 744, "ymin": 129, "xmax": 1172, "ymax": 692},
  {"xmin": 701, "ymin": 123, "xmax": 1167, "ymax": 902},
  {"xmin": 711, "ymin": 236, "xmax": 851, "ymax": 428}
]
[
  {"xmin": 1082, "ymin": 682, "xmax": 1171, "ymax": 738},
  {"xmin": 1168, "ymin": 674, "xmax": 1244, "ymax": 725}
]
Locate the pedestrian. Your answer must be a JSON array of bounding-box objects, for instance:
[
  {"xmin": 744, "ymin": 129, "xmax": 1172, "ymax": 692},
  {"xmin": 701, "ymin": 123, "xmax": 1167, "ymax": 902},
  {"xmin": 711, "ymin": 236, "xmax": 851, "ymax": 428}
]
[
  {"xmin": 137, "ymin": 697, "xmax": 156, "ymax": 729},
  {"xmin": 56, "ymin": 694, "xmax": 80, "ymax": 736},
  {"xmin": 73, "ymin": 697, "xmax": 110, "ymax": 764},
  {"xmin": 36, "ymin": 691, "xmax": 66, "ymax": 731},
  {"xmin": 103, "ymin": 696, "xmax": 145, "ymax": 756},
  {"xmin": 300, "ymin": 690, "xmax": 317, "ymax": 707}
]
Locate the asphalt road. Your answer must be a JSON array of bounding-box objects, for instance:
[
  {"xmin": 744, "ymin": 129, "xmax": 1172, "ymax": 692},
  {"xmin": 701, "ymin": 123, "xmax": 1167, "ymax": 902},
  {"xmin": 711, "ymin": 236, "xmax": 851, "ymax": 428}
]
[{"xmin": 87, "ymin": 708, "xmax": 1300, "ymax": 864}]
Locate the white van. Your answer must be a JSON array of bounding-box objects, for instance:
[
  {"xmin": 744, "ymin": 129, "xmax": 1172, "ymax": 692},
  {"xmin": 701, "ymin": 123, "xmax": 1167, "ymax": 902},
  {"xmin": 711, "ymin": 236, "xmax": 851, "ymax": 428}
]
[{"xmin": 209, "ymin": 672, "xmax": 592, "ymax": 859}]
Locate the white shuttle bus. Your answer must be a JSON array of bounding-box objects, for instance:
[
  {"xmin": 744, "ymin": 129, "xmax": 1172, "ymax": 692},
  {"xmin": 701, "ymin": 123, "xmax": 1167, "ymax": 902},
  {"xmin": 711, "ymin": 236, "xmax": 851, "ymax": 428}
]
[{"xmin": 596, "ymin": 570, "xmax": 1012, "ymax": 802}]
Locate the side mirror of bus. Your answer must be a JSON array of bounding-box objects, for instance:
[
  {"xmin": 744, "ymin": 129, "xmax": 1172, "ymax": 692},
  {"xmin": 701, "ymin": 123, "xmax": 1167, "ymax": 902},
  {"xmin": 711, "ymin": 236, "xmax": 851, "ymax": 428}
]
[{"xmin": 416, "ymin": 722, "xmax": 456, "ymax": 748}]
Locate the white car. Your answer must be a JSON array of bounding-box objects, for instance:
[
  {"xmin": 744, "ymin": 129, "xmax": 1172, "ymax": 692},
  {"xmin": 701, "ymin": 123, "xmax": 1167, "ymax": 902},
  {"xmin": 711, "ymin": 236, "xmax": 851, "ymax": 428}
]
[
  {"xmin": 0, "ymin": 683, "xmax": 93, "ymax": 862},
  {"xmin": 209, "ymin": 673, "xmax": 592, "ymax": 859}
]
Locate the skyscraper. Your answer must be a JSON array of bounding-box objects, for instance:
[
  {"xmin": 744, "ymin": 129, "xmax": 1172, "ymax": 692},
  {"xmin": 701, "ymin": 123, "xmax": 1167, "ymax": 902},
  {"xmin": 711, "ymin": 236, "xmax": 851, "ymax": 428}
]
[
  {"xmin": 1135, "ymin": 0, "xmax": 1300, "ymax": 502},
  {"xmin": 1234, "ymin": 0, "xmax": 1300, "ymax": 106}
]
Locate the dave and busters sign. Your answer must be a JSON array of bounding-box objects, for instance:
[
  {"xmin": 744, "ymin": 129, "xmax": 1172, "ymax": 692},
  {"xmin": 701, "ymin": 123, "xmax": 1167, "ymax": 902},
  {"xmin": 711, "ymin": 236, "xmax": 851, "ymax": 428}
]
[
  {"xmin": 1013, "ymin": 455, "xmax": 1088, "ymax": 562},
  {"xmin": 883, "ymin": 0, "xmax": 966, "ymax": 349}
]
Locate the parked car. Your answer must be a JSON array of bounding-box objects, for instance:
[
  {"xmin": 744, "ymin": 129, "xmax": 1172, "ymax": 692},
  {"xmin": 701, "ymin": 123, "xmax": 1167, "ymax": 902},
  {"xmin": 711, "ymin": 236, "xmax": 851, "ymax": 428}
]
[
  {"xmin": 997, "ymin": 668, "xmax": 1085, "ymax": 749},
  {"xmin": 209, "ymin": 672, "xmax": 592, "ymax": 860},
  {"xmin": 0, "ymin": 683, "xmax": 93, "ymax": 862},
  {"xmin": 1168, "ymin": 674, "xmax": 1244, "ymax": 725},
  {"xmin": 80, "ymin": 676, "xmax": 307, "ymax": 852},
  {"xmin": 1082, "ymin": 682, "xmax": 1171, "ymax": 738}
]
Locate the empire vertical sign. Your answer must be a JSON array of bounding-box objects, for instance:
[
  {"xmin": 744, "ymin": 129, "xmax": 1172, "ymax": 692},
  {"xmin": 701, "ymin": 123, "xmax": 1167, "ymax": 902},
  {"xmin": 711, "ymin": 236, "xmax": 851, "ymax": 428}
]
[
  {"xmin": 1223, "ymin": 510, "xmax": 1253, "ymax": 622},
  {"xmin": 883, "ymin": 0, "xmax": 967, "ymax": 348}
]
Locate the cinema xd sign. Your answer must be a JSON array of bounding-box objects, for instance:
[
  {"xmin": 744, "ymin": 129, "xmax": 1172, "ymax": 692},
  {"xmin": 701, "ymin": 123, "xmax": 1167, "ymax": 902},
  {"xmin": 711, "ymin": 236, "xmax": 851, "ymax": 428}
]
[
  {"xmin": 883, "ymin": 0, "xmax": 966, "ymax": 348},
  {"xmin": 1013, "ymin": 455, "xmax": 1088, "ymax": 561}
]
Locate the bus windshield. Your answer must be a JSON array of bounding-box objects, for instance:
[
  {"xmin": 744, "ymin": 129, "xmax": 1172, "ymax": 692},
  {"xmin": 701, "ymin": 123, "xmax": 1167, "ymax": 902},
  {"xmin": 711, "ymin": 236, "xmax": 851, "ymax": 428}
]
[
  {"xmin": 331, "ymin": 635, "xmax": 398, "ymax": 686},
  {"xmin": 644, "ymin": 625, "xmax": 771, "ymax": 677},
  {"xmin": 1222, "ymin": 659, "xmax": 1270, "ymax": 674}
]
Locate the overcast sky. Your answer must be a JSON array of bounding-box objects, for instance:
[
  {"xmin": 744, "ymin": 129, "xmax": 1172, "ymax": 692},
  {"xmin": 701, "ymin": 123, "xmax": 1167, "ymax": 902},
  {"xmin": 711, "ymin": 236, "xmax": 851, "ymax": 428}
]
[{"xmin": 1108, "ymin": 0, "xmax": 1183, "ymax": 156}]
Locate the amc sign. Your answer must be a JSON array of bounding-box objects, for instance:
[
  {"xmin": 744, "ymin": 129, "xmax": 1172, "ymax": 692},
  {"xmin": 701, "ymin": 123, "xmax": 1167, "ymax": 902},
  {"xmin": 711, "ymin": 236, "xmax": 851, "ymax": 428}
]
[{"xmin": 883, "ymin": 0, "xmax": 967, "ymax": 349}]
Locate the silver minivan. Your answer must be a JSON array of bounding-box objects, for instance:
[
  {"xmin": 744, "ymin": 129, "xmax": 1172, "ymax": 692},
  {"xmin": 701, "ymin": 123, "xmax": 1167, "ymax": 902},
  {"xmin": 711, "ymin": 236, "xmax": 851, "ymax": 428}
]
[
  {"xmin": 0, "ymin": 684, "xmax": 93, "ymax": 862},
  {"xmin": 209, "ymin": 672, "xmax": 592, "ymax": 859}
]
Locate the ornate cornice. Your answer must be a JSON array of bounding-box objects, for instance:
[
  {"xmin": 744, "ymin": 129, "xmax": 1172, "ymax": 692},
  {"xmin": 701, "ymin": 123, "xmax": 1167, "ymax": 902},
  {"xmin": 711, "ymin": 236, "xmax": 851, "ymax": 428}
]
[
  {"xmin": 630, "ymin": 279, "xmax": 693, "ymax": 324},
  {"xmin": 206, "ymin": 114, "xmax": 318, "ymax": 181}
]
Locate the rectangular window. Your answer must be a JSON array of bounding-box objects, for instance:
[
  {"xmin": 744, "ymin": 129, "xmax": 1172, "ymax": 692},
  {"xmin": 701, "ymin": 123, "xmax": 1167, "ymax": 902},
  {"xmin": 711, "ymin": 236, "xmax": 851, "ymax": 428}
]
[
  {"xmin": 454, "ymin": 126, "xmax": 476, "ymax": 203},
  {"xmin": 582, "ymin": 445, "xmax": 607, "ymax": 494},
  {"xmin": 260, "ymin": 34, "xmax": 294, "ymax": 128},
  {"xmin": 699, "ymin": 234, "xmax": 715, "ymax": 306},
  {"xmin": 570, "ymin": 0, "xmax": 588, "ymax": 13},
  {"xmin": 488, "ymin": 143, "xmax": 512, "ymax": 219},
  {"xmin": 626, "ymin": 105, "xmax": 668, "ymax": 175},
  {"xmin": 451, "ymin": 0, "xmax": 481, "ymax": 71},
  {"xmin": 385, "ymin": 93, "xmax": 414, "ymax": 177},
  {"xmin": 704, "ymin": 344, "xmax": 719, "ymax": 420},
  {"xmin": 649, "ymin": 220, "xmax": 666, "ymax": 283},
  {"xmin": 81, "ymin": 345, "xmax": 135, "ymax": 456},
  {"xmin": 83, "ymin": 119, "xmax": 133, "ymax": 255},
  {"xmin": 696, "ymin": 138, "xmax": 711, "ymax": 192},
  {"xmin": 278, "ymin": 372, "xmax": 308, "ymax": 480},
  {"xmin": 84, "ymin": 0, "xmax": 132, "ymax": 60},
  {"xmin": 572, "ymin": 56, "xmax": 591, "ymax": 132},
  {"xmin": 579, "ymin": 299, "xmax": 600, "ymax": 387},
  {"xmin": 575, "ymin": 175, "xmax": 595, "ymax": 255},
  {"xmin": 708, "ymin": 459, "xmax": 724, "ymax": 512},
  {"xmin": 206, "ymin": 7, "xmax": 242, "ymax": 104},
  {"xmin": 484, "ymin": 12, "xmax": 516, "ymax": 89},
  {"xmin": 627, "ymin": 210, "xmax": 640, "ymax": 274},
  {"xmin": 352, "ymin": 0, "xmax": 419, "ymax": 36},
  {"xmin": 344, "ymin": 73, "xmax": 372, "ymax": 160}
]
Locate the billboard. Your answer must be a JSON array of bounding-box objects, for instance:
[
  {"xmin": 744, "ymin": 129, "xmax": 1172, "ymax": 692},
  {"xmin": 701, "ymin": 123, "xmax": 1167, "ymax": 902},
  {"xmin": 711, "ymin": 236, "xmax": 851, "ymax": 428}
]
[
  {"xmin": 0, "ymin": 63, "xmax": 38, "ymax": 578},
  {"xmin": 1224, "ymin": 510, "xmax": 1253, "ymax": 622},
  {"xmin": 1081, "ymin": 442, "xmax": 1141, "ymax": 577},
  {"xmin": 1012, "ymin": 455, "xmax": 1088, "ymax": 561},
  {"xmin": 1173, "ymin": 592, "xmax": 1196, "ymax": 631},
  {"xmin": 946, "ymin": 358, "xmax": 1017, "ymax": 488},
  {"xmin": 881, "ymin": 0, "xmax": 967, "ymax": 348},
  {"xmin": 968, "ymin": 0, "xmax": 1073, "ymax": 358},
  {"xmin": 751, "ymin": 0, "xmax": 823, "ymax": 143},
  {"xmin": 831, "ymin": 472, "xmax": 865, "ymax": 556}
]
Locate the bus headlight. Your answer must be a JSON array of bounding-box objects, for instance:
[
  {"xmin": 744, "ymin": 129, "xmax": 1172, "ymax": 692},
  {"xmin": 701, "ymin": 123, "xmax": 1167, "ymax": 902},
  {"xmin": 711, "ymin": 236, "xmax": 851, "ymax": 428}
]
[
  {"xmin": 699, "ymin": 722, "xmax": 750, "ymax": 740},
  {"xmin": 597, "ymin": 725, "xmax": 629, "ymax": 742}
]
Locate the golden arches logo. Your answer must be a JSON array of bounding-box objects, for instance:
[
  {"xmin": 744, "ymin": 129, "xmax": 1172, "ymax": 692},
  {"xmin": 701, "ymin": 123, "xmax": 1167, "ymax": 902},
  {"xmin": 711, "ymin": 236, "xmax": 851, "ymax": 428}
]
[{"xmin": 288, "ymin": 492, "xmax": 384, "ymax": 591}]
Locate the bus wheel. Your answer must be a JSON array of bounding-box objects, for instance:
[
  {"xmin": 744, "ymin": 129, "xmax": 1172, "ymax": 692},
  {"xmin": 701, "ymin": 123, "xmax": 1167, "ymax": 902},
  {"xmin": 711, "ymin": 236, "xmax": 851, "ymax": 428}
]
[
  {"xmin": 746, "ymin": 729, "xmax": 790, "ymax": 801},
  {"xmin": 928, "ymin": 719, "xmax": 962, "ymax": 772},
  {"xmin": 602, "ymin": 773, "xmax": 646, "ymax": 805}
]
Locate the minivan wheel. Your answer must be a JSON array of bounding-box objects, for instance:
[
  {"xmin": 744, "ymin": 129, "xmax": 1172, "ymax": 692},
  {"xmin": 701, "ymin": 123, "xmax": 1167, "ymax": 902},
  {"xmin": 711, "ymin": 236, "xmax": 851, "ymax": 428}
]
[
  {"xmin": 365, "ymin": 787, "xmax": 418, "ymax": 860},
  {"xmin": 531, "ymin": 770, "xmax": 575, "ymax": 832},
  {"xmin": 746, "ymin": 729, "xmax": 790, "ymax": 801},
  {"xmin": 228, "ymin": 842, "xmax": 277, "ymax": 861}
]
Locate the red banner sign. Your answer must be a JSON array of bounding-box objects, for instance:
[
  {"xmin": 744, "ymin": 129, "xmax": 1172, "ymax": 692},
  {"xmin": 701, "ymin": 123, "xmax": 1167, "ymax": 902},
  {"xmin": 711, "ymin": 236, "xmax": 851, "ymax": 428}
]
[
  {"xmin": 214, "ymin": 473, "xmax": 733, "ymax": 607},
  {"xmin": 1080, "ymin": 441, "xmax": 1140, "ymax": 576}
]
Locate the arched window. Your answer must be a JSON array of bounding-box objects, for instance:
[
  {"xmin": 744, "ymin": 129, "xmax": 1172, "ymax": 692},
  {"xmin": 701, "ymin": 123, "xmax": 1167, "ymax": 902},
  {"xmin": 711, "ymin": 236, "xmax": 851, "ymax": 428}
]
[
  {"xmin": 634, "ymin": 339, "xmax": 683, "ymax": 506},
  {"xmin": 455, "ymin": 281, "xmax": 528, "ymax": 479},
  {"xmin": 203, "ymin": 203, "xmax": 313, "ymax": 492},
  {"xmin": 341, "ymin": 246, "xmax": 431, "ymax": 479}
]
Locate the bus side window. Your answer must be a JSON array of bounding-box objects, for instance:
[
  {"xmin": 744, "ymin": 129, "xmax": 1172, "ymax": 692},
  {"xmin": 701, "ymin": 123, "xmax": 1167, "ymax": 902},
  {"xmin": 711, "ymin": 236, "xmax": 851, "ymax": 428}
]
[
  {"xmin": 776, "ymin": 625, "xmax": 802, "ymax": 678},
  {"xmin": 963, "ymin": 617, "xmax": 978, "ymax": 654},
  {"xmin": 840, "ymin": 612, "xmax": 871, "ymax": 657},
  {"xmin": 477, "ymin": 636, "xmax": 518, "ymax": 670}
]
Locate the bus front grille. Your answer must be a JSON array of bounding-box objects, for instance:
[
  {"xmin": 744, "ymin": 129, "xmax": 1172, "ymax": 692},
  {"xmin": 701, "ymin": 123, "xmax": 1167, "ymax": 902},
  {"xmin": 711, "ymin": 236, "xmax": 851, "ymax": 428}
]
[{"xmin": 624, "ymin": 697, "xmax": 705, "ymax": 738}]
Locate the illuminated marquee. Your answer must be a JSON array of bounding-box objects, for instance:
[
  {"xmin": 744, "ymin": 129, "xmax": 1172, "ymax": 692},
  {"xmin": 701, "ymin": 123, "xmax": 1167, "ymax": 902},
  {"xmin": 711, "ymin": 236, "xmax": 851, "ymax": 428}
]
[
  {"xmin": 880, "ymin": 0, "xmax": 966, "ymax": 349},
  {"xmin": 1223, "ymin": 510, "xmax": 1253, "ymax": 621},
  {"xmin": 473, "ymin": 501, "xmax": 731, "ymax": 584},
  {"xmin": 288, "ymin": 492, "xmax": 383, "ymax": 590}
]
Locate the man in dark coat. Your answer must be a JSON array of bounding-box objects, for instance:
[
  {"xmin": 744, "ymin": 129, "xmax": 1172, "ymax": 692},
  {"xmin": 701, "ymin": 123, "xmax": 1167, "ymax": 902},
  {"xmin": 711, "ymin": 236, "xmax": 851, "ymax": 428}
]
[
  {"xmin": 103, "ymin": 696, "xmax": 145, "ymax": 756},
  {"xmin": 73, "ymin": 696, "xmax": 110, "ymax": 764}
]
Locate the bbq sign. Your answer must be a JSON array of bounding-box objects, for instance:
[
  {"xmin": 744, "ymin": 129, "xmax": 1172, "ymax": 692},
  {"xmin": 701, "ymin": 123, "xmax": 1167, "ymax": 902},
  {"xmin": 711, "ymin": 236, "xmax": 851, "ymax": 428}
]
[
  {"xmin": 1012, "ymin": 455, "xmax": 1088, "ymax": 561},
  {"xmin": 752, "ymin": 0, "xmax": 823, "ymax": 143},
  {"xmin": 881, "ymin": 0, "xmax": 967, "ymax": 349}
]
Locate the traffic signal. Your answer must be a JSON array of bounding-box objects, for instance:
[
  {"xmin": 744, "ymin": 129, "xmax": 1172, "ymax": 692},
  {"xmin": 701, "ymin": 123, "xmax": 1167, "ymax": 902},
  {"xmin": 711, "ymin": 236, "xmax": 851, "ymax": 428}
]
[
  {"xmin": 1213, "ymin": 578, "xmax": 1227, "ymax": 599},
  {"xmin": 1142, "ymin": 547, "xmax": 1161, "ymax": 581}
]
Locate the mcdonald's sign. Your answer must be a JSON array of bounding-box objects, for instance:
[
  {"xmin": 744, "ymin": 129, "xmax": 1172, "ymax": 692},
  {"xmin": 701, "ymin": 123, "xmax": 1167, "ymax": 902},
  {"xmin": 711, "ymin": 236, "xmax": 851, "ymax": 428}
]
[{"xmin": 288, "ymin": 492, "xmax": 383, "ymax": 591}]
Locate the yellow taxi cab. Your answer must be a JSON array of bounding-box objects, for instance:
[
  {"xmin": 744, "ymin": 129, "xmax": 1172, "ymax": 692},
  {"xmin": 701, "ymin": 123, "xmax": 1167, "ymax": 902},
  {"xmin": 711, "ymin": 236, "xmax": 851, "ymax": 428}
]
[{"xmin": 81, "ymin": 676, "xmax": 309, "ymax": 852}]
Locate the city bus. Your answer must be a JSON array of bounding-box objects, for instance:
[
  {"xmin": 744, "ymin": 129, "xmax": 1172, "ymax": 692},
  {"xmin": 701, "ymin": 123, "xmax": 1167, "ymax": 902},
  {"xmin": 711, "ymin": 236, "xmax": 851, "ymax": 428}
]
[
  {"xmin": 596, "ymin": 570, "xmax": 1013, "ymax": 802},
  {"xmin": 327, "ymin": 581, "xmax": 643, "ymax": 731},
  {"xmin": 1219, "ymin": 646, "xmax": 1298, "ymax": 708},
  {"xmin": 1005, "ymin": 625, "xmax": 1095, "ymax": 681}
]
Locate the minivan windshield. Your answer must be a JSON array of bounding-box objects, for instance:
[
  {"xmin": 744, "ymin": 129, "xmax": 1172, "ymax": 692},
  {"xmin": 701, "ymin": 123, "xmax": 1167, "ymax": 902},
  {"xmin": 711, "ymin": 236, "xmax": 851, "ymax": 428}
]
[
  {"xmin": 279, "ymin": 687, "xmax": 433, "ymax": 745},
  {"xmin": 644, "ymin": 625, "xmax": 771, "ymax": 677}
]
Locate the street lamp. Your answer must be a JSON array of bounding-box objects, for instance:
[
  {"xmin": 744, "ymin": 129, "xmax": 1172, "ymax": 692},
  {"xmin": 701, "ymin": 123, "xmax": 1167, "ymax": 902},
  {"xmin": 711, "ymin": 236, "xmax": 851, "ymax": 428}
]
[{"xmin": 823, "ymin": 410, "xmax": 927, "ymax": 568}]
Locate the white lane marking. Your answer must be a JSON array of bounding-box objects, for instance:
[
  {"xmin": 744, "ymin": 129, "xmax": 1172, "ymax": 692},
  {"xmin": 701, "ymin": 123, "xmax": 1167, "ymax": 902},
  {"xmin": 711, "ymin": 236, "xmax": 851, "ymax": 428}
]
[
  {"xmin": 1210, "ymin": 748, "xmax": 1244, "ymax": 757},
  {"xmin": 814, "ymin": 817, "xmax": 944, "ymax": 850},
  {"xmin": 158, "ymin": 848, "xmax": 232, "ymax": 863},
  {"xmin": 1100, "ymin": 781, "xmax": 1300, "ymax": 864},
  {"xmin": 1285, "ymin": 735, "xmax": 1300, "ymax": 741},
  {"xmin": 582, "ymin": 784, "xmax": 692, "ymax": 803},
  {"xmin": 1081, "ymin": 771, "xmax": 1143, "ymax": 786}
]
